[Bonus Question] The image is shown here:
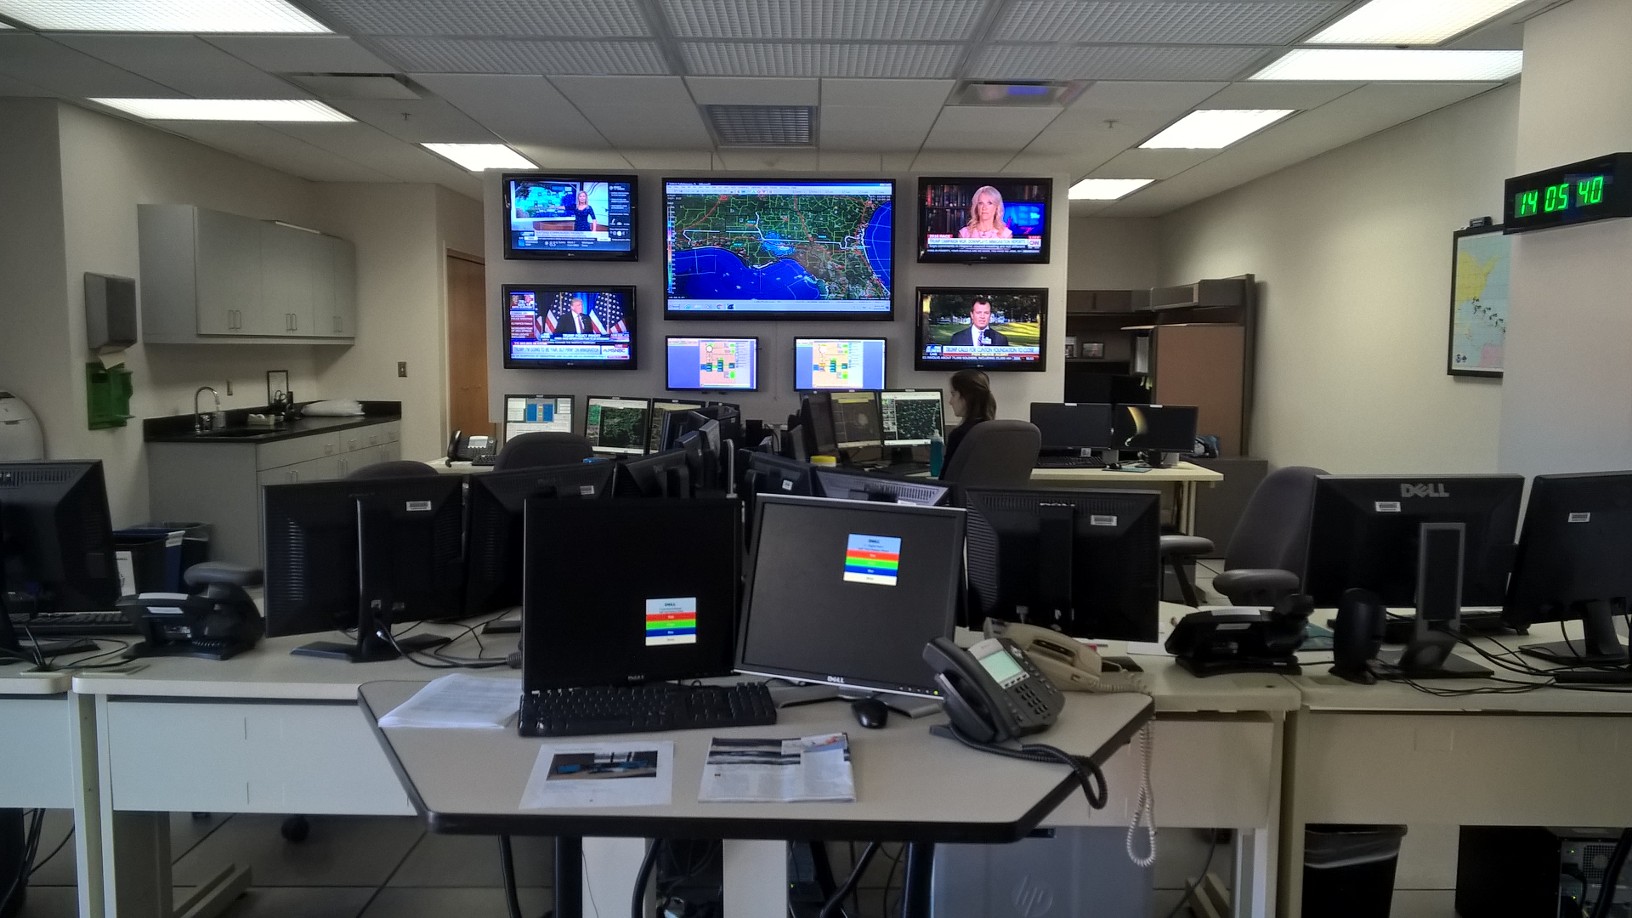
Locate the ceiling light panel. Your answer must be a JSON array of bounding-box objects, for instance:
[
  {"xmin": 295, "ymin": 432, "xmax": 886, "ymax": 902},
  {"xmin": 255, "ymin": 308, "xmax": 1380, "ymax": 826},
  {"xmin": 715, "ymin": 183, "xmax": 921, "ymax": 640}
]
[
  {"xmin": 92, "ymin": 98, "xmax": 352, "ymax": 121},
  {"xmin": 1069, "ymin": 178, "xmax": 1154, "ymax": 200},
  {"xmin": 681, "ymin": 42, "xmax": 961, "ymax": 78},
  {"xmin": 662, "ymin": 0, "xmax": 984, "ymax": 40},
  {"xmin": 0, "ymin": 0, "xmax": 329, "ymax": 32},
  {"xmin": 369, "ymin": 37, "xmax": 670, "ymax": 74},
  {"xmin": 422, "ymin": 143, "xmax": 535, "ymax": 170},
  {"xmin": 972, "ymin": 44, "xmax": 1269, "ymax": 82},
  {"xmin": 297, "ymin": 0, "xmax": 648, "ymax": 38},
  {"xmin": 1308, "ymin": 0, "xmax": 1528, "ymax": 45},
  {"xmin": 995, "ymin": 0, "xmax": 1346, "ymax": 44},
  {"xmin": 1140, "ymin": 109, "xmax": 1293, "ymax": 148},
  {"xmin": 1251, "ymin": 48, "xmax": 1522, "ymax": 81}
]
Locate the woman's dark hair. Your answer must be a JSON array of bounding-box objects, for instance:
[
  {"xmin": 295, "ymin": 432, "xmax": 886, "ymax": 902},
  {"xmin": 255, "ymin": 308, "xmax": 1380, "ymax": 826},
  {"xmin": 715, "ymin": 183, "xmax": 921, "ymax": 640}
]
[{"xmin": 950, "ymin": 368, "xmax": 996, "ymax": 422}]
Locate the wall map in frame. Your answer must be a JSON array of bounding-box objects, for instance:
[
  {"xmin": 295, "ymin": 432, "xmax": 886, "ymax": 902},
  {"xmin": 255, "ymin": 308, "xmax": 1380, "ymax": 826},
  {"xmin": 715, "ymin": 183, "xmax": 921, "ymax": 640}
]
[{"xmin": 1447, "ymin": 224, "xmax": 1511, "ymax": 377}]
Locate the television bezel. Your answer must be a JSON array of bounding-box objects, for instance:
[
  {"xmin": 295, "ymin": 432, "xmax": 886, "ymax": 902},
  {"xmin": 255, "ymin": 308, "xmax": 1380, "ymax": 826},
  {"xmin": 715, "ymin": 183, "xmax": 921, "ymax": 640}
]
[
  {"xmin": 793, "ymin": 336, "xmax": 889, "ymax": 391},
  {"xmin": 662, "ymin": 176, "xmax": 896, "ymax": 321},
  {"xmin": 664, "ymin": 335, "xmax": 762, "ymax": 393},
  {"xmin": 501, "ymin": 284, "xmax": 638, "ymax": 371},
  {"xmin": 500, "ymin": 172, "xmax": 638, "ymax": 262},
  {"xmin": 913, "ymin": 286, "xmax": 1050, "ymax": 372},
  {"xmin": 916, "ymin": 176, "xmax": 1054, "ymax": 265}
]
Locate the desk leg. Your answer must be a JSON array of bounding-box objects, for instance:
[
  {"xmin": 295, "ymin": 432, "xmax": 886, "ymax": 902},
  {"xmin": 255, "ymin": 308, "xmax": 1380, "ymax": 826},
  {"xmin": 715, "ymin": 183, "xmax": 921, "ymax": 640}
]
[
  {"xmin": 1179, "ymin": 481, "xmax": 1197, "ymax": 535},
  {"xmin": 582, "ymin": 837, "xmax": 650, "ymax": 916},
  {"xmin": 899, "ymin": 842, "xmax": 934, "ymax": 918},
  {"xmin": 554, "ymin": 836, "xmax": 582, "ymax": 918},
  {"xmin": 66, "ymin": 693, "xmax": 105, "ymax": 918},
  {"xmin": 722, "ymin": 840, "xmax": 786, "ymax": 913}
]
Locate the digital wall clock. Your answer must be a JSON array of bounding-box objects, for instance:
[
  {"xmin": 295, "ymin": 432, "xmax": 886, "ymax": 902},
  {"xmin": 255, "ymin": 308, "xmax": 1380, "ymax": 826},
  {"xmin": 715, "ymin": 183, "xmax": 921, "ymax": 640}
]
[{"xmin": 1504, "ymin": 152, "xmax": 1632, "ymax": 233}]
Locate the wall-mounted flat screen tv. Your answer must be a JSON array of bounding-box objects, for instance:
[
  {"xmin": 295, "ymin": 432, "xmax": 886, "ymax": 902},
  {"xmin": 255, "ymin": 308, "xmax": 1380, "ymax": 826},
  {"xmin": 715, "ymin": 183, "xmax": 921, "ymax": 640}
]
[
  {"xmin": 663, "ymin": 178, "xmax": 894, "ymax": 320},
  {"xmin": 502, "ymin": 173, "xmax": 637, "ymax": 260},
  {"xmin": 665, "ymin": 336, "xmax": 760, "ymax": 392},
  {"xmin": 793, "ymin": 337, "xmax": 887, "ymax": 391},
  {"xmin": 915, "ymin": 287, "xmax": 1047, "ymax": 371},
  {"xmin": 503, "ymin": 285, "xmax": 636, "ymax": 370},
  {"xmin": 917, "ymin": 177, "xmax": 1052, "ymax": 264}
]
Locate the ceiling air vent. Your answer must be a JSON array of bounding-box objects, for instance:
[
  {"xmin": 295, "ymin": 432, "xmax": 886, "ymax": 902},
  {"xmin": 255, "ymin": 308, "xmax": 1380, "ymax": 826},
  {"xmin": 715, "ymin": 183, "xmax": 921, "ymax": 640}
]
[{"xmin": 703, "ymin": 105, "xmax": 816, "ymax": 147}]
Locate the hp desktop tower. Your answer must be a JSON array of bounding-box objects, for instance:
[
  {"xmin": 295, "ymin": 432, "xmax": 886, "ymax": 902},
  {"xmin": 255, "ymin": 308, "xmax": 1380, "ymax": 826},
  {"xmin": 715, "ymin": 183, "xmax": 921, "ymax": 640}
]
[{"xmin": 1457, "ymin": 826, "xmax": 1632, "ymax": 918}]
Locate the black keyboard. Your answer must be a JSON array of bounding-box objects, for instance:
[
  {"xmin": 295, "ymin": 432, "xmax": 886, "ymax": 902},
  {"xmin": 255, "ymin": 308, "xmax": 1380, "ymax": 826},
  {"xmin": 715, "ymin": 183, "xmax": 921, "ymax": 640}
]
[
  {"xmin": 1035, "ymin": 455, "xmax": 1106, "ymax": 469},
  {"xmin": 470, "ymin": 454, "xmax": 497, "ymax": 467},
  {"xmin": 11, "ymin": 611, "xmax": 139, "ymax": 637},
  {"xmin": 518, "ymin": 682, "xmax": 778, "ymax": 737}
]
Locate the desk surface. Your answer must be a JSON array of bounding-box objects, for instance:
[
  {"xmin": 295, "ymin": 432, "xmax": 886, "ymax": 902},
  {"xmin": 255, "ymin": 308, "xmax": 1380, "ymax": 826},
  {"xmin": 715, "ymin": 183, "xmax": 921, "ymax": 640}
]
[
  {"xmin": 1030, "ymin": 460, "xmax": 1222, "ymax": 484},
  {"xmin": 0, "ymin": 668, "xmax": 71, "ymax": 695},
  {"xmin": 361, "ymin": 679, "xmax": 1153, "ymax": 842}
]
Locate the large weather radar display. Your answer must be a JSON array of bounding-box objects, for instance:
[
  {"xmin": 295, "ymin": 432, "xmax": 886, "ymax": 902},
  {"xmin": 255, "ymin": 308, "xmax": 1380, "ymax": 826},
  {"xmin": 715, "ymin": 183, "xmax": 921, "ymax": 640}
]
[{"xmin": 663, "ymin": 179, "xmax": 894, "ymax": 319}]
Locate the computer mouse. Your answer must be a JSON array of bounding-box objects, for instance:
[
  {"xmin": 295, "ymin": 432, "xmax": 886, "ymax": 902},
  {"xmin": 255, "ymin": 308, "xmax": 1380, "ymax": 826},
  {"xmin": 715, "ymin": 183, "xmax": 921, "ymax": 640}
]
[{"xmin": 851, "ymin": 698, "xmax": 889, "ymax": 729}]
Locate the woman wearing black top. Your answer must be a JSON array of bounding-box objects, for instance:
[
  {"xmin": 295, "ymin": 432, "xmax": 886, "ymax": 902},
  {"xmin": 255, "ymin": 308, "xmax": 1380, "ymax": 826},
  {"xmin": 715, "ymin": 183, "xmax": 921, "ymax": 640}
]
[{"xmin": 942, "ymin": 368, "xmax": 995, "ymax": 477}]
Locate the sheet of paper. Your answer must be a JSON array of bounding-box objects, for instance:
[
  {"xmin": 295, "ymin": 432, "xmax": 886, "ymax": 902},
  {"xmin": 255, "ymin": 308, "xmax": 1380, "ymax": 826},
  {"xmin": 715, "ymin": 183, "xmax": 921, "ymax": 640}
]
[
  {"xmin": 377, "ymin": 673, "xmax": 522, "ymax": 729},
  {"xmin": 698, "ymin": 734, "xmax": 854, "ymax": 803},
  {"xmin": 521, "ymin": 741, "xmax": 674, "ymax": 808}
]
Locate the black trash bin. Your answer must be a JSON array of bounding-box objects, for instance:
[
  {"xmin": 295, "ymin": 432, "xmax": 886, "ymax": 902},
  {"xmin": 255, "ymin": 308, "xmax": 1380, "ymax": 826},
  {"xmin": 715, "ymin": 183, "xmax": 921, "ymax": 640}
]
[{"xmin": 1303, "ymin": 824, "xmax": 1408, "ymax": 917}]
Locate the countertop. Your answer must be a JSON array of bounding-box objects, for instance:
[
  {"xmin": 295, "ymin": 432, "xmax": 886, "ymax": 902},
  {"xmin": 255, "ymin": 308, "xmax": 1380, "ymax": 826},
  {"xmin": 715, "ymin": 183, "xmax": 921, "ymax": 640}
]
[{"xmin": 143, "ymin": 401, "xmax": 401, "ymax": 444}]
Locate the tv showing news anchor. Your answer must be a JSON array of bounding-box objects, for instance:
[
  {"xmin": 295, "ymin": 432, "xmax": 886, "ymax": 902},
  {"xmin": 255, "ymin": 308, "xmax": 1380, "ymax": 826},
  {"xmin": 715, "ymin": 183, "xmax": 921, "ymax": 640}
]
[
  {"xmin": 914, "ymin": 287, "xmax": 1047, "ymax": 371},
  {"xmin": 917, "ymin": 177, "xmax": 1052, "ymax": 264}
]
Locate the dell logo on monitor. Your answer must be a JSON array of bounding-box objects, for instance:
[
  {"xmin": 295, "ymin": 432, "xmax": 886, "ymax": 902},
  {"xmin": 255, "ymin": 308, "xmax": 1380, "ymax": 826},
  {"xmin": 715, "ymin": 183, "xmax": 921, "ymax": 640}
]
[
  {"xmin": 825, "ymin": 675, "xmax": 848, "ymax": 685},
  {"xmin": 1400, "ymin": 483, "xmax": 1450, "ymax": 499}
]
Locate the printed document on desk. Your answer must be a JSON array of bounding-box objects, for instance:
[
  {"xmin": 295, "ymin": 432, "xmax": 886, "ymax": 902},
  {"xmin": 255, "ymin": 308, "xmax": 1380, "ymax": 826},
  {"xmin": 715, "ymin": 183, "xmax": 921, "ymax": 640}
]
[
  {"xmin": 522, "ymin": 741, "xmax": 675, "ymax": 808},
  {"xmin": 378, "ymin": 673, "xmax": 523, "ymax": 729},
  {"xmin": 698, "ymin": 734, "xmax": 855, "ymax": 803}
]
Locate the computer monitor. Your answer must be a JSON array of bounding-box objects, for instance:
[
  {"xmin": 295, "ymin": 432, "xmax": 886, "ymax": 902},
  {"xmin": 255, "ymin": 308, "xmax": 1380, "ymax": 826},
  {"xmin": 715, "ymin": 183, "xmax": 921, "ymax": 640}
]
[
  {"xmin": 1110, "ymin": 403, "xmax": 1198, "ymax": 465},
  {"xmin": 648, "ymin": 398, "xmax": 705, "ymax": 453},
  {"xmin": 879, "ymin": 390, "xmax": 945, "ymax": 448},
  {"xmin": 616, "ymin": 448, "xmax": 694, "ymax": 499},
  {"xmin": 0, "ymin": 461, "xmax": 120, "ymax": 616},
  {"xmin": 665, "ymin": 336, "xmax": 759, "ymax": 392},
  {"xmin": 831, "ymin": 390, "xmax": 884, "ymax": 453},
  {"xmin": 1503, "ymin": 471, "xmax": 1632, "ymax": 666},
  {"xmin": 1030, "ymin": 402, "xmax": 1114, "ymax": 453},
  {"xmin": 736, "ymin": 495, "xmax": 966, "ymax": 699},
  {"xmin": 521, "ymin": 498, "xmax": 741, "ymax": 689},
  {"xmin": 463, "ymin": 462, "xmax": 616, "ymax": 614},
  {"xmin": 263, "ymin": 476, "xmax": 465, "ymax": 662},
  {"xmin": 584, "ymin": 395, "xmax": 651, "ymax": 456},
  {"xmin": 794, "ymin": 338, "xmax": 888, "ymax": 391},
  {"xmin": 811, "ymin": 468, "xmax": 951, "ymax": 508},
  {"xmin": 798, "ymin": 391, "xmax": 838, "ymax": 458},
  {"xmin": 962, "ymin": 487, "xmax": 1163, "ymax": 640},
  {"xmin": 504, "ymin": 394, "xmax": 574, "ymax": 441}
]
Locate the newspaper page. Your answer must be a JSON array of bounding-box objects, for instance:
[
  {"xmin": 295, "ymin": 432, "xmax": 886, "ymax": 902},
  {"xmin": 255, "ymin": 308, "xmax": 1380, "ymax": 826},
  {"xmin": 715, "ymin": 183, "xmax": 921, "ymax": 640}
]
[
  {"xmin": 520, "ymin": 741, "xmax": 675, "ymax": 808},
  {"xmin": 697, "ymin": 733, "xmax": 854, "ymax": 803}
]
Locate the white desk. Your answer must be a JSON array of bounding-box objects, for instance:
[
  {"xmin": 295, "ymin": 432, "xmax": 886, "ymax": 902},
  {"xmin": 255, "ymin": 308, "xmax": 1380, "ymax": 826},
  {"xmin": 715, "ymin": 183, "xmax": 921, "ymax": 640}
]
[{"xmin": 1030, "ymin": 461, "xmax": 1223, "ymax": 535}]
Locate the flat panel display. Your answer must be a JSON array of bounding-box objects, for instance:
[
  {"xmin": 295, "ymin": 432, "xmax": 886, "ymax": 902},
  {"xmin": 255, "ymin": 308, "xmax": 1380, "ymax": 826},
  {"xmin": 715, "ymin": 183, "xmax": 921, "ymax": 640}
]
[
  {"xmin": 665, "ymin": 336, "xmax": 759, "ymax": 392},
  {"xmin": 915, "ymin": 287, "xmax": 1047, "ymax": 371},
  {"xmin": 917, "ymin": 177, "xmax": 1052, "ymax": 264},
  {"xmin": 502, "ymin": 173, "xmax": 636, "ymax": 260},
  {"xmin": 503, "ymin": 285, "xmax": 635, "ymax": 370},
  {"xmin": 793, "ymin": 337, "xmax": 887, "ymax": 391}
]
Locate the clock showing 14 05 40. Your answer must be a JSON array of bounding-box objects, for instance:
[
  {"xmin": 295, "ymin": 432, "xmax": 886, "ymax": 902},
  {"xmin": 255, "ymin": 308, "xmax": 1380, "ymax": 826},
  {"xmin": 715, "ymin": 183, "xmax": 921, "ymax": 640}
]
[{"xmin": 1504, "ymin": 152, "xmax": 1632, "ymax": 233}]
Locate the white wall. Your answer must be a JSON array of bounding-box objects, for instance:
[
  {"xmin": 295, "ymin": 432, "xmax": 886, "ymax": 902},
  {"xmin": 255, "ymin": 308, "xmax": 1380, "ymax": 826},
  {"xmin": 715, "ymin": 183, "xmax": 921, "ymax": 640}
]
[
  {"xmin": 1068, "ymin": 216, "xmax": 1160, "ymax": 290},
  {"xmin": 483, "ymin": 171, "xmax": 1071, "ymax": 430},
  {"xmin": 1158, "ymin": 85, "xmax": 1519, "ymax": 475},
  {"xmin": 1497, "ymin": 0, "xmax": 1632, "ymax": 478}
]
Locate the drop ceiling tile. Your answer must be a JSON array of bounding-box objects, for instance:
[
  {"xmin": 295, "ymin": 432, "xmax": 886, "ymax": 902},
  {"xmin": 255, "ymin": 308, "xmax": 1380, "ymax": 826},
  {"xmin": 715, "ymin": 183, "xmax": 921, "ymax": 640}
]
[
  {"xmin": 710, "ymin": 149, "xmax": 821, "ymax": 170},
  {"xmin": 1092, "ymin": 148, "xmax": 1217, "ymax": 179},
  {"xmin": 147, "ymin": 121, "xmax": 392, "ymax": 183},
  {"xmin": 0, "ymin": 71, "xmax": 50, "ymax": 95},
  {"xmin": 1066, "ymin": 81, "xmax": 1227, "ymax": 114},
  {"xmin": 685, "ymin": 77, "xmax": 819, "ymax": 105},
  {"xmin": 620, "ymin": 149, "xmax": 715, "ymax": 170},
  {"xmin": 1202, "ymin": 81, "xmax": 1360, "ymax": 110},
  {"xmin": 815, "ymin": 151, "xmax": 886, "ymax": 171},
  {"xmin": 273, "ymin": 121, "xmax": 481, "ymax": 184},
  {"xmin": 1002, "ymin": 152, "xmax": 1076, "ymax": 173},
  {"xmin": 554, "ymin": 79, "xmax": 712, "ymax": 148},
  {"xmin": 681, "ymin": 42, "xmax": 961, "ymax": 78},
  {"xmin": 285, "ymin": 73, "xmax": 420, "ymax": 100},
  {"xmin": 661, "ymin": 0, "xmax": 985, "ymax": 40},
  {"xmin": 550, "ymin": 75, "xmax": 694, "ymax": 110},
  {"xmin": 880, "ymin": 152, "xmax": 916, "ymax": 170},
  {"xmin": 972, "ymin": 45, "xmax": 1270, "ymax": 82},
  {"xmin": 297, "ymin": 0, "xmax": 650, "ymax": 38},
  {"xmin": 50, "ymin": 35, "xmax": 304, "ymax": 98},
  {"xmin": 0, "ymin": 34, "xmax": 179, "ymax": 97},
  {"xmin": 412, "ymin": 73, "xmax": 610, "ymax": 149},
  {"xmin": 203, "ymin": 35, "xmax": 397, "ymax": 73},
  {"xmin": 819, "ymin": 104, "xmax": 938, "ymax": 152},
  {"xmin": 369, "ymin": 37, "xmax": 669, "ymax": 74},
  {"xmin": 509, "ymin": 144, "xmax": 630, "ymax": 169},
  {"xmin": 326, "ymin": 97, "xmax": 495, "ymax": 142},
  {"xmin": 921, "ymin": 105, "xmax": 1061, "ymax": 151},
  {"xmin": 821, "ymin": 78, "xmax": 953, "ymax": 108},
  {"xmin": 910, "ymin": 151, "xmax": 1015, "ymax": 173},
  {"xmin": 994, "ymin": 1, "xmax": 1346, "ymax": 44}
]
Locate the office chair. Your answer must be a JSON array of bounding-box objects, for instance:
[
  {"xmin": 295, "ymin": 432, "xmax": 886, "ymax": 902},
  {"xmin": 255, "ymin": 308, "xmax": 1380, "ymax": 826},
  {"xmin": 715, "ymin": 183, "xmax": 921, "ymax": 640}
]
[
  {"xmin": 939, "ymin": 420, "xmax": 1041, "ymax": 488},
  {"xmin": 1163, "ymin": 465, "xmax": 1327, "ymax": 607},
  {"xmin": 345, "ymin": 459, "xmax": 439, "ymax": 479},
  {"xmin": 492, "ymin": 432, "xmax": 594, "ymax": 471}
]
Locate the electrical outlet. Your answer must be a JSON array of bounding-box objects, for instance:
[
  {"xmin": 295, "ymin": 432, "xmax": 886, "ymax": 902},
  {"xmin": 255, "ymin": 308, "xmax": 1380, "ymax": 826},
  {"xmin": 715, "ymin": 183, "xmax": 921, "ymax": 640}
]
[{"xmin": 397, "ymin": 361, "xmax": 407, "ymax": 378}]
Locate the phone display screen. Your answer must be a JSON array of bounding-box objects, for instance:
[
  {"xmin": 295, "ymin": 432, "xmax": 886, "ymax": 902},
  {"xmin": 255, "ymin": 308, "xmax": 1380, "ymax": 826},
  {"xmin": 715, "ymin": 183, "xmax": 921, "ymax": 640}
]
[{"xmin": 975, "ymin": 642, "xmax": 1027, "ymax": 688}]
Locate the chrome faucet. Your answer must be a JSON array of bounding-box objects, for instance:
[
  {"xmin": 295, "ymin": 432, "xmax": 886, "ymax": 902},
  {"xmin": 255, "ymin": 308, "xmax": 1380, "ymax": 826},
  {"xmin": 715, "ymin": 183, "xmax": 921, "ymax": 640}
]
[{"xmin": 194, "ymin": 386, "xmax": 220, "ymax": 432}]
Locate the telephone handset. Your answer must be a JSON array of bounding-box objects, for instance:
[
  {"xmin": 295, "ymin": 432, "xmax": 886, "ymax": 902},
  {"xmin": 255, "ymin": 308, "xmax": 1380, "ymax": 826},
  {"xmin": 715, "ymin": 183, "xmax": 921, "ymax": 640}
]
[
  {"xmin": 446, "ymin": 429, "xmax": 494, "ymax": 464},
  {"xmin": 923, "ymin": 636, "xmax": 1064, "ymax": 744},
  {"xmin": 982, "ymin": 619, "xmax": 1104, "ymax": 690}
]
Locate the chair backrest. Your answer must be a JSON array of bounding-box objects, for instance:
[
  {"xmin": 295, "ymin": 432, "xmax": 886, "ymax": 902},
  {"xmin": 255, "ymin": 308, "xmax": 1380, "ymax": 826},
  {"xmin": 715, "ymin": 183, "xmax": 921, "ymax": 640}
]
[
  {"xmin": 941, "ymin": 420, "xmax": 1041, "ymax": 488},
  {"xmin": 345, "ymin": 460, "xmax": 439, "ymax": 479},
  {"xmin": 1224, "ymin": 465, "xmax": 1328, "ymax": 575},
  {"xmin": 493, "ymin": 432, "xmax": 594, "ymax": 471}
]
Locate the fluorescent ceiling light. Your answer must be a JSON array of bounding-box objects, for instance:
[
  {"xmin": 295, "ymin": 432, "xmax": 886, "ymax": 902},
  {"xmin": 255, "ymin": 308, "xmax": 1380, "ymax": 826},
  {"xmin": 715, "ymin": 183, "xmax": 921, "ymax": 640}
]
[
  {"xmin": 0, "ymin": 0, "xmax": 329, "ymax": 32},
  {"xmin": 422, "ymin": 143, "xmax": 536, "ymax": 171},
  {"xmin": 92, "ymin": 98, "xmax": 351, "ymax": 121},
  {"xmin": 1251, "ymin": 49, "xmax": 1523, "ymax": 81},
  {"xmin": 1140, "ymin": 110, "xmax": 1292, "ymax": 150},
  {"xmin": 1309, "ymin": 0, "xmax": 1527, "ymax": 45},
  {"xmin": 1069, "ymin": 179, "xmax": 1155, "ymax": 201}
]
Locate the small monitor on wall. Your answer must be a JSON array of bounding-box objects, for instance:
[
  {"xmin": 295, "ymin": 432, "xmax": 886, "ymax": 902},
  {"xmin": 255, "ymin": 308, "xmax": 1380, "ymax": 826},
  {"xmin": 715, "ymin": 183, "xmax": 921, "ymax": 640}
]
[
  {"xmin": 793, "ymin": 337, "xmax": 887, "ymax": 391},
  {"xmin": 665, "ymin": 337, "xmax": 759, "ymax": 392},
  {"xmin": 917, "ymin": 177, "xmax": 1052, "ymax": 264},
  {"xmin": 915, "ymin": 287, "xmax": 1048, "ymax": 371},
  {"xmin": 503, "ymin": 285, "xmax": 636, "ymax": 370},
  {"xmin": 502, "ymin": 173, "xmax": 637, "ymax": 260},
  {"xmin": 503, "ymin": 395, "xmax": 573, "ymax": 440}
]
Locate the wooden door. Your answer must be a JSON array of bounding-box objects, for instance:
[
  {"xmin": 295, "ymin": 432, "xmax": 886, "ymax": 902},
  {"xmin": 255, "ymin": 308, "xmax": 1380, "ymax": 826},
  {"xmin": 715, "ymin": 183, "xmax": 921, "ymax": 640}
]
[{"xmin": 445, "ymin": 251, "xmax": 489, "ymax": 439}]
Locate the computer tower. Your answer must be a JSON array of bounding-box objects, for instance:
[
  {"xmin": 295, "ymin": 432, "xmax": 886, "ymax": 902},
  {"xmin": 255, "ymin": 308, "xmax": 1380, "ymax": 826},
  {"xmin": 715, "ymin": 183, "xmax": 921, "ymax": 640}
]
[
  {"xmin": 1457, "ymin": 826, "xmax": 1632, "ymax": 917},
  {"xmin": 930, "ymin": 827, "xmax": 1152, "ymax": 917}
]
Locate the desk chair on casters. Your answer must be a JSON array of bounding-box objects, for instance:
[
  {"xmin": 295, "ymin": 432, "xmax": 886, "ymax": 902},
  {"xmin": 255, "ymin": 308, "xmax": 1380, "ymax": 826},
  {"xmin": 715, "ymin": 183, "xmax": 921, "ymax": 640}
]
[
  {"xmin": 1162, "ymin": 465, "xmax": 1327, "ymax": 607},
  {"xmin": 493, "ymin": 432, "xmax": 594, "ymax": 471},
  {"xmin": 940, "ymin": 420, "xmax": 1041, "ymax": 488}
]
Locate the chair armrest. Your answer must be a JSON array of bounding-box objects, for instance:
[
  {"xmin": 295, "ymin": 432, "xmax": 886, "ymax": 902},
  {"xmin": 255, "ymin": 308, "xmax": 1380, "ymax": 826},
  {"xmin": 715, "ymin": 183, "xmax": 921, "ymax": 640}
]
[
  {"xmin": 1159, "ymin": 534, "xmax": 1216, "ymax": 558},
  {"xmin": 1211, "ymin": 568, "xmax": 1299, "ymax": 606}
]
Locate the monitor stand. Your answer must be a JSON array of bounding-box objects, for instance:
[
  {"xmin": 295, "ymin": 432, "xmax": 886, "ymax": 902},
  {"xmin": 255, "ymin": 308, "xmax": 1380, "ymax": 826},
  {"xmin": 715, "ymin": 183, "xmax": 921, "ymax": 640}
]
[
  {"xmin": 1371, "ymin": 521, "xmax": 1492, "ymax": 680},
  {"xmin": 1517, "ymin": 599, "xmax": 1630, "ymax": 666},
  {"xmin": 1371, "ymin": 636, "xmax": 1493, "ymax": 680}
]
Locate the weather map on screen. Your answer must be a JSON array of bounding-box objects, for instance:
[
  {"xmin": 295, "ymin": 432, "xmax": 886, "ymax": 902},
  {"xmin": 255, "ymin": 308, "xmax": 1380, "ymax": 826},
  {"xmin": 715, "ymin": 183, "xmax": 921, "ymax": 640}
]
[{"xmin": 664, "ymin": 179, "xmax": 894, "ymax": 319}]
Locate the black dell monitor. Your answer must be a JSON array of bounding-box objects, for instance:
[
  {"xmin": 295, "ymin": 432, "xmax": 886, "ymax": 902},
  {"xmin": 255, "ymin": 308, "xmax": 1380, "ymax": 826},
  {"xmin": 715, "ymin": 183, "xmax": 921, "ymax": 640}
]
[
  {"xmin": 811, "ymin": 468, "xmax": 951, "ymax": 508},
  {"xmin": 263, "ymin": 476, "xmax": 465, "ymax": 662},
  {"xmin": 464, "ymin": 462, "xmax": 615, "ymax": 615},
  {"xmin": 962, "ymin": 487, "xmax": 1163, "ymax": 641},
  {"xmin": 798, "ymin": 391, "xmax": 839, "ymax": 458},
  {"xmin": 616, "ymin": 448, "xmax": 694, "ymax": 499},
  {"xmin": 736, "ymin": 495, "xmax": 966, "ymax": 702},
  {"xmin": 1503, "ymin": 470, "xmax": 1632, "ymax": 666},
  {"xmin": 1110, "ymin": 403, "xmax": 1197, "ymax": 466},
  {"xmin": 1030, "ymin": 402, "xmax": 1114, "ymax": 454},
  {"xmin": 0, "ymin": 461, "xmax": 120, "ymax": 617}
]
